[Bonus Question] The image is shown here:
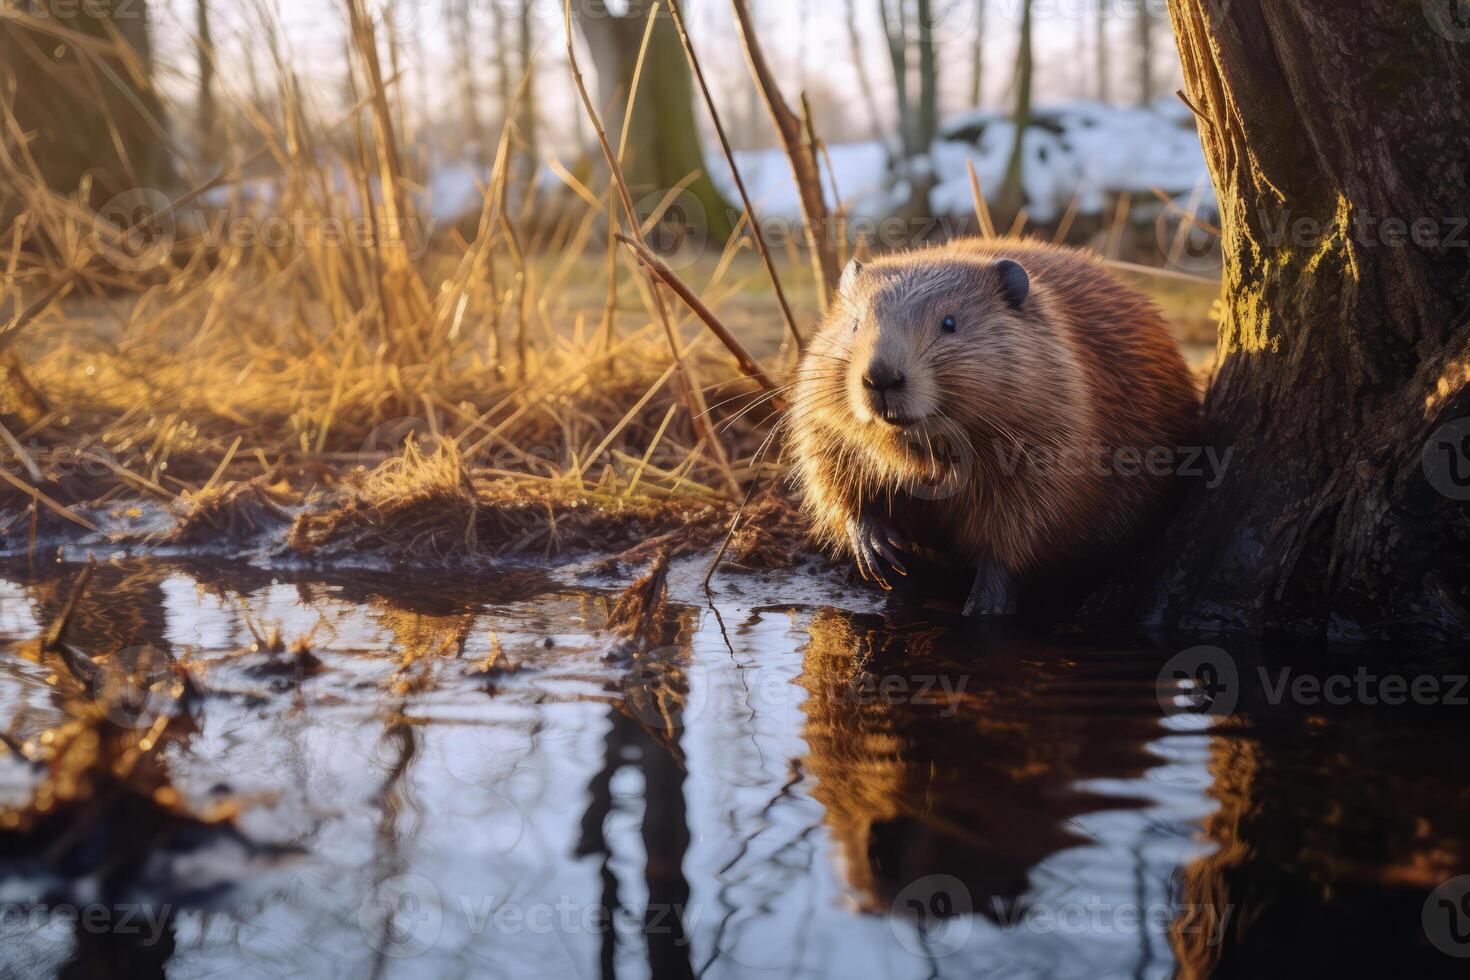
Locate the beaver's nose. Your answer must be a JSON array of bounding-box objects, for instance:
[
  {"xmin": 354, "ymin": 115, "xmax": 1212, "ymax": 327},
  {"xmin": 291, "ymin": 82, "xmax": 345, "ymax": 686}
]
[{"xmin": 862, "ymin": 365, "xmax": 906, "ymax": 392}]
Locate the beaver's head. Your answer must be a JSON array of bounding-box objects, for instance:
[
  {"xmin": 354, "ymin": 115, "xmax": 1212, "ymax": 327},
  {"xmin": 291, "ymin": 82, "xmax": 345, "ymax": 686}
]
[{"xmin": 823, "ymin": 254, "xmax": 1032, "ymax": 440}]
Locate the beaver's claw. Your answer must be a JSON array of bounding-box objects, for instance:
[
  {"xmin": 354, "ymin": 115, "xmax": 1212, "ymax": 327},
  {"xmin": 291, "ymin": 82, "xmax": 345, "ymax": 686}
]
[{"xmin": 847, "ymin": 511, "xmax": 909, "ymax": 590}]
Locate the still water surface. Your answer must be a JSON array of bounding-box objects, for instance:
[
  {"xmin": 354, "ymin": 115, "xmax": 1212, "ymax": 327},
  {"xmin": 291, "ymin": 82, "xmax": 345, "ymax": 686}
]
[{"xmin": 0, "ymin": 557, "xmax": 1466, "ymax": 977}]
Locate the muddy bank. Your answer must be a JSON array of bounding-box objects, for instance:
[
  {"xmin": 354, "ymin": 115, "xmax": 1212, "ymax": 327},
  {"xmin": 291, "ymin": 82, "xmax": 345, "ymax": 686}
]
[{"xmin": 1, "ymin": 445, "xmax": 822, "ymax": 575}]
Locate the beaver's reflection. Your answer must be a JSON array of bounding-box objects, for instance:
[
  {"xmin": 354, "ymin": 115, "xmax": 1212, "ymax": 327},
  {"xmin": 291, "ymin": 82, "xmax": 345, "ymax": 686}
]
[{"xmin": 798, "ymin": 608, "xmax": 1162, "ymax": 921}]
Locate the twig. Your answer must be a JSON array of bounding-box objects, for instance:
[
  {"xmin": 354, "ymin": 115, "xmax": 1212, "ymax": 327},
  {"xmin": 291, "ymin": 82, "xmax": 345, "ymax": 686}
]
[
  {"xmin": 1105, "ymin": 258, "xmax": 1219, "ymax": 285},
  {"xmin": 615, "ymin": 234, "xmax": 781, "ymax": 399},
  {"xmin": 0, "ymin": 468, "xmax": 98, "ymax": 531}
]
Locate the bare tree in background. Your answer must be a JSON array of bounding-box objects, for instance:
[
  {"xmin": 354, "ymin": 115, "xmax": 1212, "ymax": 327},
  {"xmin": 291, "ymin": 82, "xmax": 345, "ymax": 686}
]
[
  {"xmin": 964, "ymin": 0, "xmax": 987, "ymax": 107},
  {"xmin": 0, "ymin": 0, "xmax": 173, "ymax": 204},
  {"xmin": 845, "ymin": 0, "xmax": 884, "ymax": 138},
  {"xmin": 1135, "ymin": 0, "xmax": 1154, "ymax": 106},
  {"xmin": 196, "ymin": 0, "xmax": 217, "ymax": 156},
  {"xmin": 448, "ymin": 0, "xmax": 487, "ymax": 162},
  {"xmin": 516, "ymin": 0, "xmax": 539, "ymax": 172},
  {"xmin": 968, "ymin": 0, "xmax": 986, "ymax": 107},
  {"xmin": 492, "ymin": 0, "xmax": 514, "ymax": 135},
  {"xmin": 879, "ymin": 0, "xmax": 941, "ymax": 218},
  {"xmin": 577, "ymin": 2, "xmax": 733, "ymax": 239},
  {"xmin": 1095, "ymin": 0, "xmax": 1109, "ymax": 102},
  {"xmin": 995, "ymin": 0, "xmax": 1032, "ymax": 218}
]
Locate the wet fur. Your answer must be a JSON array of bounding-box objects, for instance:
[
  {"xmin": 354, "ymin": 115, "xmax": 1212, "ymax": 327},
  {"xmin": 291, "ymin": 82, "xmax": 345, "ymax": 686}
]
[{"xmin": 787, "ymin": 236, "xmax": 1201, "ymax": 593}]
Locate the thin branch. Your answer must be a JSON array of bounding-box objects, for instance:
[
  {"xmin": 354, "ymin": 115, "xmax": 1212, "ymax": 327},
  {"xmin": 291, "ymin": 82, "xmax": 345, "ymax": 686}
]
[
  {"xmin": 729, "ymin": 0, "xmax": 841, "ymax": 305},
  {"xmin": 615, "ymin": 234, "xmax": 783, "ymax": 402},
  {"xmin": 666, "ymin": 0, "xmax": 802, "ymax": 349}
]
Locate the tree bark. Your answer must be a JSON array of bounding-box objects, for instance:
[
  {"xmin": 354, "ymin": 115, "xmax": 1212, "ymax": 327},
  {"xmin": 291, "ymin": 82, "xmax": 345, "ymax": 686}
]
[
  {"xmin": 577, "ymin": 1, "xmax": 733, "ymax": 240},
  {"xmin": 1121, "ymin": 2, "xmax": 1470, "ymax": 641},
  {"xmin": 0, "ymin": 0, "xmax": 172, "ymax": 205}
]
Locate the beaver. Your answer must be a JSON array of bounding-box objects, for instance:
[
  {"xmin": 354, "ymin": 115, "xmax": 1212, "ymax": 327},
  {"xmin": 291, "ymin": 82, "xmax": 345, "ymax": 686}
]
[{"xmin": 788, "ymin": 236, "xmax": 1201, "ymax": 616}]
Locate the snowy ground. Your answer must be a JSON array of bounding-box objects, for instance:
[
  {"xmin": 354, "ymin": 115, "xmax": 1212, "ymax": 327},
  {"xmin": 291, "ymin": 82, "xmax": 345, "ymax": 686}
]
[
  {"xmin": 211, "ymin": 100, "xmax": 1212, "ymax": 234},
  {"xmin": 709, "ymin": 99, "xmax": 1213, "ymax": 226}
]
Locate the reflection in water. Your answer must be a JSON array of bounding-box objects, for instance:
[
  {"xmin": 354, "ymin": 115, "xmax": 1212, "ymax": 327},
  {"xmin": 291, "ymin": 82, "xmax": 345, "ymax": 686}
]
[
  {"xmin": 0, "ymin": 559, "xmax": 1466, "ymax": 977},
  {"xmin": 1169, "ymin": 655, "xmax": 1470, "ymax": 977},
  {"xmin": 800, "ymin": 610, "xmax": 1156, "ymax": 915}
]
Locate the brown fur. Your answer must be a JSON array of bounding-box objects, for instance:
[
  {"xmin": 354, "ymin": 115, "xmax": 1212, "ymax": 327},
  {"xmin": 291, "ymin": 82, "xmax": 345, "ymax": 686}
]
[{"xmin": 787, "ymin": 236, "xmax": 1201, "ymax": 590}]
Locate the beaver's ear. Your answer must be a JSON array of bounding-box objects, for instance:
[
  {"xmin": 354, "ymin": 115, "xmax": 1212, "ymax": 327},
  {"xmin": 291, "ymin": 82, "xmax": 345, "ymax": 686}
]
[
  {"xmin": 838, "ymin": 258, "xmax": 864, "ymax": 297},
  {"xmin": 994, "ymin": 259, "xmax": 1029, "ymax": 310}
]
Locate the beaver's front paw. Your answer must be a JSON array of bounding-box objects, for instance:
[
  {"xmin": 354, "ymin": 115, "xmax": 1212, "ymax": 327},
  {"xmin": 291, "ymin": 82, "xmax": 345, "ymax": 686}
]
[{"xmin": 846, "ymin": 510, "xmax": 909, "ymax": 590}]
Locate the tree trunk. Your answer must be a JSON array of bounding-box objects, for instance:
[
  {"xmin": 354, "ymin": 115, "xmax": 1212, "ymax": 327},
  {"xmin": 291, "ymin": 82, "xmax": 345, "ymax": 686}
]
[
  {"xmin": 968, "ymin": 0, "xmax": 985, "ymax": 107},
  {"xmin": 1095, "ymin": 0, "xmax": 1109, "ymax": 102},
  {"xmin": 492, "ymin": 0, "xmax": 513, "ymax": 135},
  {"xmin": 196, "ymin": 0, "xmax": 217, "ymax": 158},
  {"xmin": 0, "ymin": 0, "xmax": 172, "ymax": 205},
  {"xmin": 846, "ymin": 0, "xmax": 885, "ymax": 136},
  {"xmin": 448, "ymin": 0, "xmax": 486, "ymax": 162},
  {"xmin": 577, "ymin": 1, "xmax": 733, "ymax": 240},
  {"xmin": 915, "ymin": 0, "xmax": 939, "ymax": 150},
  {"xmin": 996, "ymin": 0, "xmax": 1032, "ymax": 218},
  {"xmin": 515, "ymin": 0, "xmax": 538, "ymax": 173},
  {"xmin": 1136, "ymin": 0, "xmax": 1154, "ymax": 106},
  {"xmin": 879, "ymin": 0, "xmax": 913, "ymax": 156},
  {"xmin": 879, "ymin": 0, "xmax": 938, "ymax": 222},
  {"xmin": 1122, "ymin": 2, "xmax": 1470, "ymax": 641}
]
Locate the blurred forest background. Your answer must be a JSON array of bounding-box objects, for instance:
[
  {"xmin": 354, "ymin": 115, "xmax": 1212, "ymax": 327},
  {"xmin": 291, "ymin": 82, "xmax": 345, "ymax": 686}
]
[{"xmin": 0, "ymin": 0, "xmax": 1218, "ymax": 559}]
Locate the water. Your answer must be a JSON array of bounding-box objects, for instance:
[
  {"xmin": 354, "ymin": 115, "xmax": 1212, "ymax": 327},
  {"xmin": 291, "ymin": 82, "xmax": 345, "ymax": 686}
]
[{"xmin": 0, "ymin": 557, "xmax": 1467, "ymax": 978}]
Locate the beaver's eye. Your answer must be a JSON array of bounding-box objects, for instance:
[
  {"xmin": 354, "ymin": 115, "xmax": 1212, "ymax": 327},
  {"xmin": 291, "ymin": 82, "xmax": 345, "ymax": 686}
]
[{"xmin": 941, "ymin": 315, "xmax": 957, "ymax": 334}]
